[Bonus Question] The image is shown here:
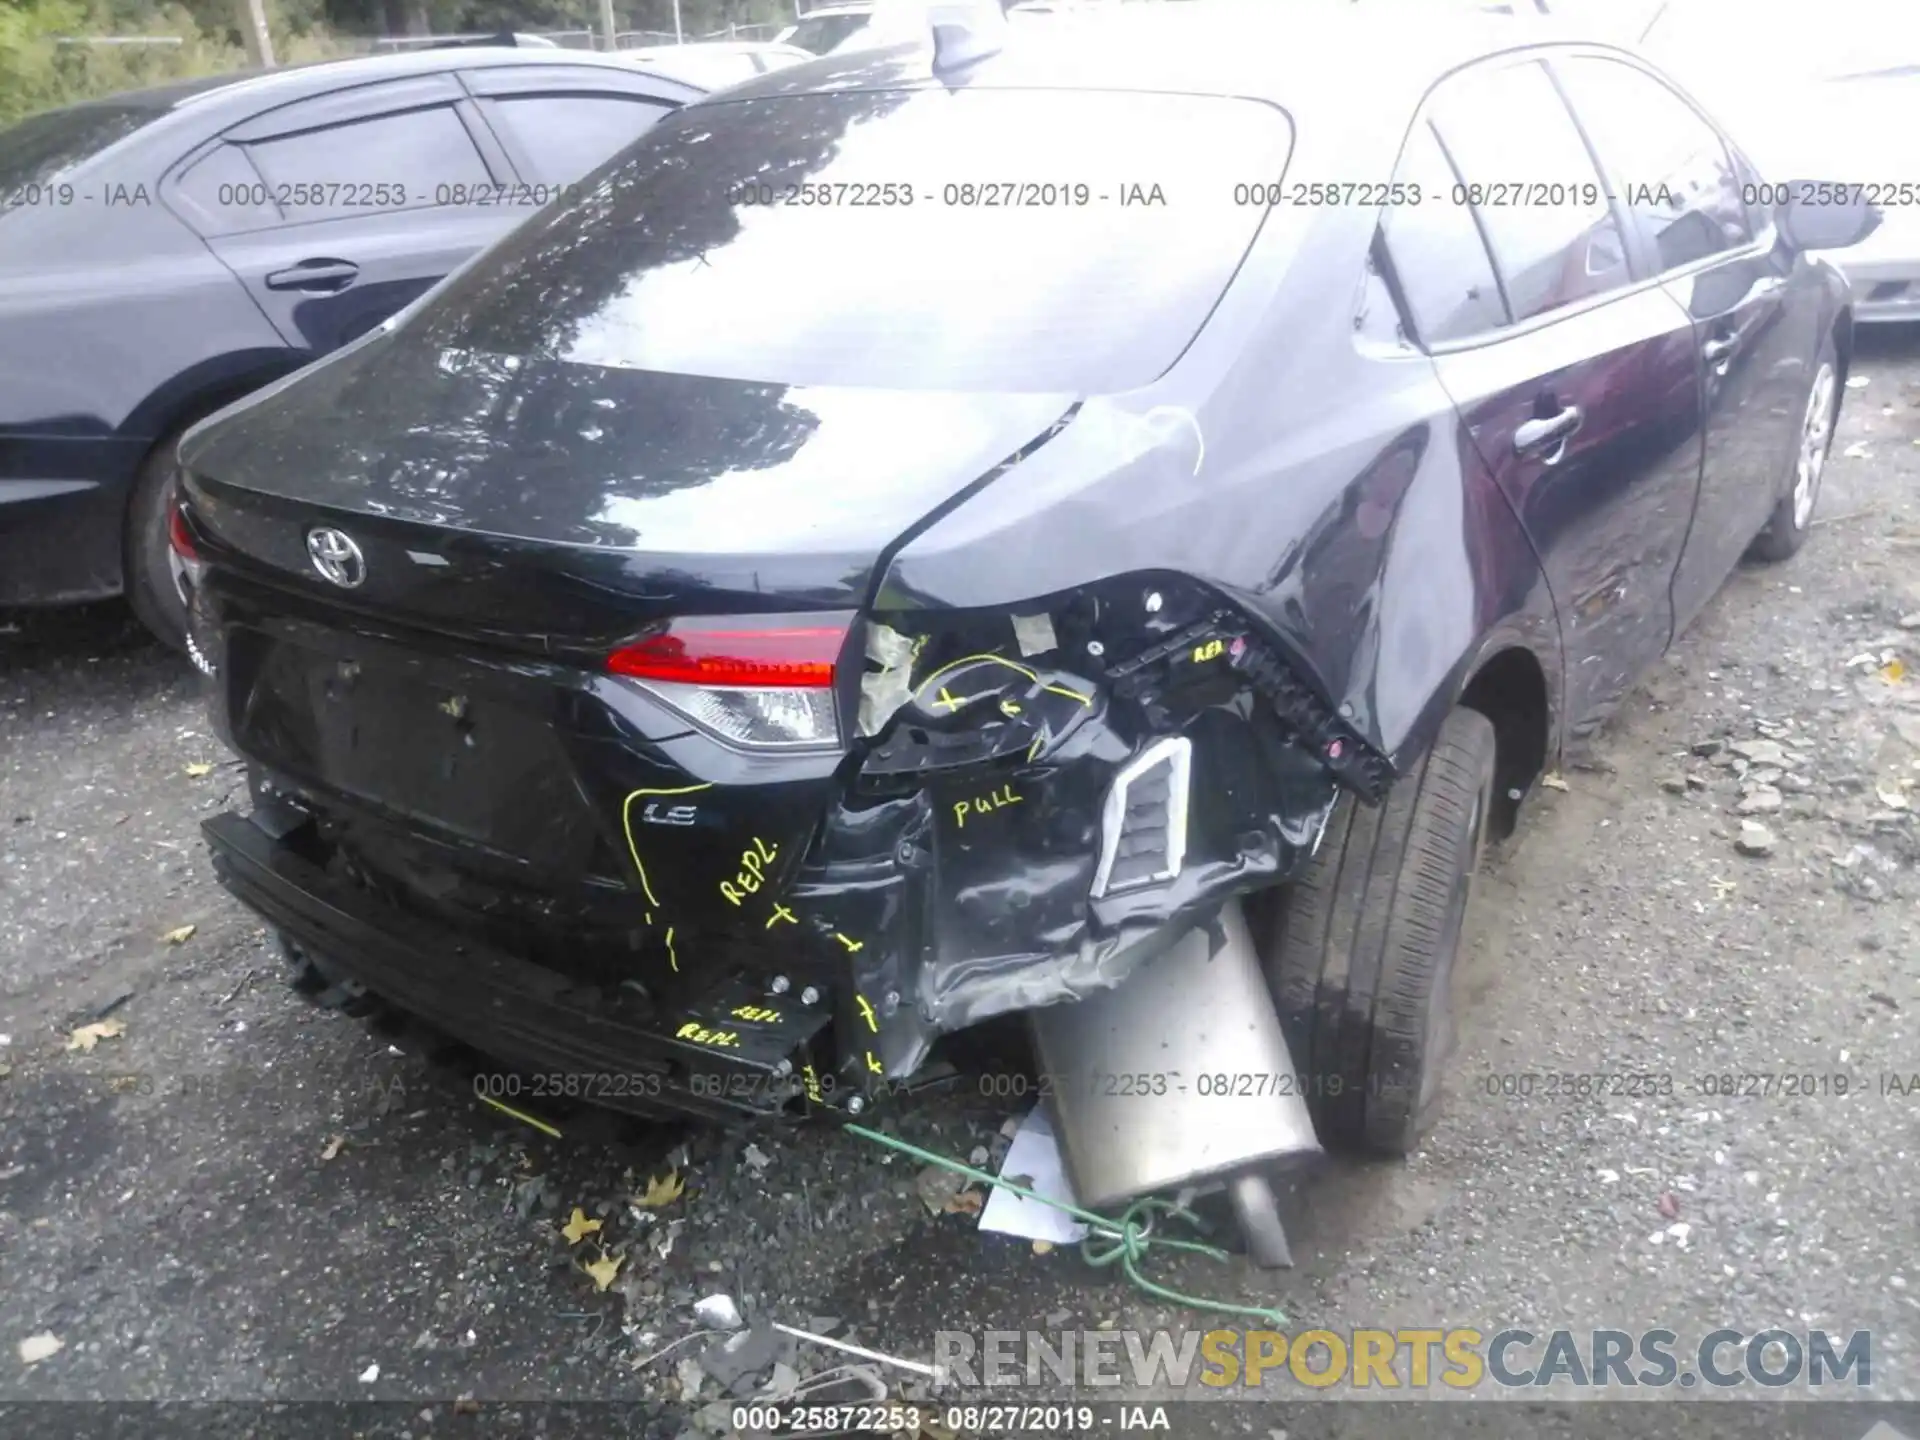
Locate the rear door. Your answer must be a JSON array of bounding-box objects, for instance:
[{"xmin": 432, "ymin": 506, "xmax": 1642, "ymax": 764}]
[
  {"xmin": 179, "ymin": 75, "xmax": 517, "ymax": 356},
  {"xmin": 1390, "ymin": 54, "xmax": 1705, "ymax": 742},
  {"xmin": 459, "ymin": 63, "xmax": 699, "ymax": 189},
  {"xmin": 1551, "ymin": 52, "xmax": 1808, "ymax": 633}
]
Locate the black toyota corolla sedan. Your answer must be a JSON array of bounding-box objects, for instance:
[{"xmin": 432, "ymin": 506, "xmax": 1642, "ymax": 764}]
[
  {"xmin": 0, "ymin": 47, "xmax": 704, "ymax": 646},
  {"xmin": 173, "ymin": 4, "xmax": 1873, "ymax": 1259}
]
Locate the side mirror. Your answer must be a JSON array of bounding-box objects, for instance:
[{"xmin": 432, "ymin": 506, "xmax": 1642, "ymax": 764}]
[{"xmin": 1778, "ymin": 181, "xmax": 1883, "ymax": 251}]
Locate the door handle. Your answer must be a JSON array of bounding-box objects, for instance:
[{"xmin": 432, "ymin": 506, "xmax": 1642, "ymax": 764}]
[
  {"xmin": 1702, "ymin": 334, "xmax": 1739, "ymax": 364},
  {"xmin": 1513, "ymin": 405, "xmax": 1583, "ymax": 455},
  {"xmin": 264, "ymin": 259, "xmax": 361, "ymax": 293}
]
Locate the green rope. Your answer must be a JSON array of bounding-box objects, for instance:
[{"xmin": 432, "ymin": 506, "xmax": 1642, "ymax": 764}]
[{"xmin": 843, "ymin": 1122, "xmax": 1287, "ymax": 1325}]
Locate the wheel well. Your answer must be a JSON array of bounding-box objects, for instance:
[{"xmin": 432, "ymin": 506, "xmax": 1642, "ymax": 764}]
[{"xmin": 1457, "ymin": 646, "xmax": 1550, "ymax": 839}]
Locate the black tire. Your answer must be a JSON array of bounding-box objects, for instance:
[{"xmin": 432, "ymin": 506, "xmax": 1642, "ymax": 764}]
[
  {"xmin": 1747, "ymin": 335, "xmax": 1839, "ymax": 564},
  {"xmin": 1262, "ymin": 706, "xmax": 1496, "ymax": 1155},
  {"xmin": 125, "ymin": 434, "xmax": 190, "ymax": 652}
]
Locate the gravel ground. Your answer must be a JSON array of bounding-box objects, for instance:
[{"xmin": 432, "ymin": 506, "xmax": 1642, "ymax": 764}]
[{"xmin": 3, "ymin": 336, "xmax": 1919, "ymax": 1437}]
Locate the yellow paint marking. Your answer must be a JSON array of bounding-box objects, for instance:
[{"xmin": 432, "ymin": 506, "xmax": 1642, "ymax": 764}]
[
  {"xmin": 865, "ymin": 1050, "xmax": 884, "ymax": 1075},
  {"xmin": 666, "ymin": 925, "xmax": 678, "ymax": 973},
  {"xmin": 619, "ymin": 783, "xmax": 715, "ymax": 907},
  {"xmin": 676, "ymin": 1022, "xmax": 741, "ymax": 1049},
  {"xmin": 1027, "ymin": 732, "xmax": 1045, "ymax": 762},
  {"xmin": 720, "ymin": 836, "xmax": 779, "ymax": 906},
  {"xmin": 856, "ymin": 994, "xmax": 879, "ymax": 1033},
  {"xmin": 832, "ymin": 932, "xmax": 864, "ymax": 954},
  {"xmin": 1192, "ymin": 639, "xmax": 1225, "ymax": 663},
  {"xmin": 951, "ymin": 783, "xmax": 1024, "ymax": 829},
  {"xmin": 732, "ymin": 1005, "xmax": 782, "ymax": 1023},
  {"xmin": 802, "ymin": 1063, "xmax": 823, "ymax": 1102},
  {"xmin": 477, "ymin": 1093, "xmax": 562, "ymax": 1139},
  {"xmin": 915, "ymin": 652, "xmax": 1092, "ymax": 709},
  {"xmin": 766, "ymin": 904, "xmax": 797, "ymax": 929},
  {"xmin": 999, "ymin": 699, "xmax": 1022, "ymax": 717},
  {"xmin": 937, "ymin": 686, "xmax": 966, "ymax": 712}
]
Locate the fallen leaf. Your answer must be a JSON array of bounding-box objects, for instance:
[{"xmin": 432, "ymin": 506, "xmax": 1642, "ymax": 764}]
[
  {"xmin": 635, "ymin": 1171, "xmax": 685, "ymax": 1209},
  {"xmin": 561, "ymin": 1206, "xmax": 603, "ymax": 1245},
  {"xmin": 1842, "ymin": 441, "xmax": 1873, "ymax": 460},
  {"xmin": 162, "ymin": 925, "xmax": 196, "ymax": 945},
  {"xmin": 583, "ymin": 1252, "xmax": 624, "ymax": 1291},
  {"xmin": 320, "ymin": 1135, "xmax": 345, "ymax": 1161},
  {"xmin": 453, "ymin": 1399, "xmax": 481, "ymax": 1415},
  {"xmin": 184, "ymin": 763, "xmax": 213, "ymax": 778},
  {"xmin": 1884, "ymin": 659, "xmax": 1908, "ymax": 684},
  {"xmin": 1658, "ymin": 1191, "xmax": 1681, "ymax": 1220},
  {"xmin": 1709, "ymin": 877, "xmax": 1737, "ymax": 899},
  {"xmin": 65, "ymin": 1019, "xmax": 126, "ymax": 1053},
  {"xmin": 18, "ymin": 1333, "xmax": 62, "ymax": 1365},
  {"xmin": 944, "ymin": 1189, "xmax": 985, "ymax": 1217},
  {"xmin": 358, "ymin": 1362, "xmax": 380, "ymax": 1383},
  {"xmin": 0, "ymin": 1064, "xmax": 11, "ymax": 1081},
  {"xmin": 1877, "ymin": 788, "xmax": 1911, "ymax": 811},
  {"xmin": 1031, "ymin": 1240, "xmax": 1054, "ymax": 1255},
  {"xmin": 1540, "ymin": 772, "xmax": 1570, "ymax": 792}
]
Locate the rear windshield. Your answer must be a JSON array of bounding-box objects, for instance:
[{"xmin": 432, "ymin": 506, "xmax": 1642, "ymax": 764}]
[
  {"xmin": 412, "ymin": 88, "xmax": 1293, "ymax": 394},
  {"xmin": 0, "ymin": 104, "xmax": 157, "ymax": 208}
]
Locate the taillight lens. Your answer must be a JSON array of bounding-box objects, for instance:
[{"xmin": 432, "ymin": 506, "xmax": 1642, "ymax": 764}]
[
  {"xmin": 608, "ymin": 614, "xmax": 852, "ymax": 750},
  {"xmin": 167, "ymin": 499, "xmax": 199, "ymax": 562}
]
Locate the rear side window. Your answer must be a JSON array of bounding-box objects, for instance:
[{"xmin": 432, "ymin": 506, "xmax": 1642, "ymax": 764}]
[
  {"xmin": 1430, "ymin": 59, "xmax": 1632, "ymax": 325},
  {"xmin": 243, "ymin": 105, "xmax": 492, "ymax": 222},
  {"xmin": 785, "ymin": 14, "xmax": 868, "ymax": 52},
  {"xmin": 1553, "ymin": 57, "xmax": 1751, "ymax": 273},
  {"xmin": 412, "ymin": 88, "xmax": 1294, "ymax": 394},
  {"xmin": 1380, "ymin": 121, "xmax": 1508, "ymax": 345},
  {"xmin": 480, "ymin": 95, "xmax": 673, "ymax": 186}
]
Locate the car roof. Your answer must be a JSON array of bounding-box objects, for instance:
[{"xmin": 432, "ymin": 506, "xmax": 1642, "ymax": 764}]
[
  {"xmin": 739, "ymin": 3, "xmax": 1583, "ymax": 108},
  {"xmin": 97, "ymin": 45, "xmax": 701, "ymax": 117}
]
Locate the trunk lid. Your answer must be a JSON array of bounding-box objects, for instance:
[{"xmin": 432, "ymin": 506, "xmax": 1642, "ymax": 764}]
[{"xmin": 180, "ymin": 328, "xmax": 1076, "ymax": 633}]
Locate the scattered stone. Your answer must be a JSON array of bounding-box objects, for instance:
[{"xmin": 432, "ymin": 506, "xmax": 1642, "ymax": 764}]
[
  {"xmin": 1691, "ymin": 740, "xmax": 1724, "ymax": 758},
  {"xmin": 699, "ymin": 1323, "xmax": 781, "ymax": 1397},
  {"xmin": 17, "ymin": 1334, "xmax": 62, "ymax": 1366},
  {"xmin": 1659, "ymin": 775, "xmax": 1689, "ymax": 795},
  {"xmin": 742, "ymin": 1144, "xmax": 772, "ymax": 1175},
  {"xmin": 1898, "ymin": 613, "xmax": 1920, "ymax": 630},
  {"xmin": 1686, "ymin": 775, "xmax": 1710, "ymax": 792},
  {"xmin": 1736, "ymin": 786, "xmax": 1783, "ymax": 815},
  {"xmin": 1868, "ymin": 992, "xmax": 1900, "ymax": 1011},
  {"xmin": 1735, "ymin": 822, "xmax": 1776, "ymax": 857},
  {"xmin": 915, "ymin": 1164, "xmax": 966, "ymax": 1216},
  {"xmin": 1728, "ymin": 739, "xmax": 1789, "ymax": 768},
  {"xmin": 968, "ymin": 1145, "xmax": 990, "ymax": 1167},
  {"xmin": 677, "ymin": 1355, "xmax": 707, "ymax": 1401},
  {"xmin": 693, "ymin": 1294, "xmax": 744, "ymax": 1331},
  {"xmin": 1746, "ymin": 767, "xmax": 1782, "ymax": 787}
]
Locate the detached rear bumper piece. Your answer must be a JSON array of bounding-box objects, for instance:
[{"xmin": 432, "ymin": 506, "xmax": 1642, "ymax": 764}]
[{"xmin": 203, "ymin": 808, "xmax": 831, "ymax": 1123}]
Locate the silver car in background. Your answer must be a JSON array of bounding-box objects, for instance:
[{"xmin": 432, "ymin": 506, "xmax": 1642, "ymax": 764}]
[{"xmin": 1637, "ymin": 0, "xmax": 1920, "ymax": 323}]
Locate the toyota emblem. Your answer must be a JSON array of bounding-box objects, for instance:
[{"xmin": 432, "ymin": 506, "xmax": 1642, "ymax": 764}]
[{"xmin": 306, "ymin": 527, "xmax": 366, "ymax": 588}]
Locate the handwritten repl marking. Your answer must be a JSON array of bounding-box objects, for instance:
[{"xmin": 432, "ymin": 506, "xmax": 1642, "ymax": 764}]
[
  {"xmin": 620, "ymin": 783, "xmax": 715, "ymax": 907},
  {"xmin": 915, "ymin": 653, "xmax": 1092, "ymax": 709},
  {"xmin": 676, "ymin": 1023, "xmax": 741, "ymax": 1049},
  {"xmin": 732, "ymin": 1005, "xmax": 782, "ymax": 1024},
  {"xmin": 719, "ymin": 836, "xmax": 779, "ymax": 906},
  {"xmin": 1192, "ymin": 639, "xmax": 1226, "ymax": 663},
  {"xmin": 856, "ymin": 995, "xmax": 879, "ymax": 1033},
  {"xmin": 802, "ymin": 1064, "xmax": 823, "ymax": 1103},
  {"xmin": 952, "ymin": 783, "xmax": 1024, "ymax": 829}
]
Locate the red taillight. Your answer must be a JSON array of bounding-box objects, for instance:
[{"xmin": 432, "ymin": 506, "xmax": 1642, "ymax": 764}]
[
  {"xmin": 167, "ymin": 500, "xmax": 199, "ymax": 562},
  {"xmin": 608, "ymin": 617, "xmax": 849, "ymax": 689}
]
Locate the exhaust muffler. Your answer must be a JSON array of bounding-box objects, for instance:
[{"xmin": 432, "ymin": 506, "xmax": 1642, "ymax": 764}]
[{"xmin": 1029, "ymin": 896, "xmax": 1320, "ymax": 1267}]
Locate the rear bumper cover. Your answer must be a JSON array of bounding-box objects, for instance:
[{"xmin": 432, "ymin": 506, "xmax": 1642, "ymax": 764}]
[{"xmin": 203, "ymin": 807, "xmax": 831, "ymax": 1122}]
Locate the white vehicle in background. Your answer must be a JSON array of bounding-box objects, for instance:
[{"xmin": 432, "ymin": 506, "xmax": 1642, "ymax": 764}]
[
  {"xmin": 1636, "ymin": 0, "xmax": 1920, "ymax": 323},
  {"xmin": 620, "ymin": 40, "xmax": 812, "ymax": 89},
  {"xmin": 775, "ymin": 3, "xmax": 879, "ymax": 54}
]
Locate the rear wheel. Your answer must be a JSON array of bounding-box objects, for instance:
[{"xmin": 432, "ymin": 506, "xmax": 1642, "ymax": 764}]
[
  {"xmin": 1261, "ymin": 707, "xmax": 1496, "ymax": 1155},
  {"xmin": 125, "ymin": 433, "xmax": 191, "ymax": 652},
  {"xmin": 1747, "ymin": 338, "xmax": 1838, "ymax": 563}
]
